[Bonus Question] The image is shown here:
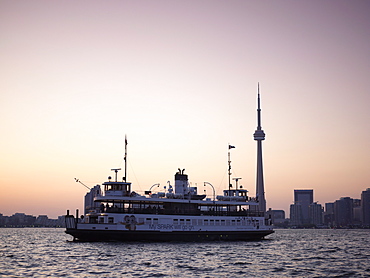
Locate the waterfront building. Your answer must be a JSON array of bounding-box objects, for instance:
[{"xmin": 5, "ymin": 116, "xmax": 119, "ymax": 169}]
[
  {"xmin": 334, "ymin": 197, "xmax": 353, "ymax": 227},
  {"xmin": 35, "ymin": 215, "xmax": 49, "ymax": 226},
  {"xmin": 1, "ymin": 213, "xmax": 36, "ymax": 227},
  {"xmin": 84, "ymin": 184, "xmax": 101, "ymax": 214},
  {"xmin": 324, "ymin": 202, "xmax": 335, "ymax": 227},
  {"xmin": 56, "ymin": 215, "xmax": 66, "ymax": 227},
  {"xmin": 290, "ymin": 203, "xmax": 303, "ymax": 226},
  {"xmin": 361, "ymin": 188, "xmax": 370, "ymax": 226},
  {"xmin": 292, "ymin": 189, "xmax": 313, "ymax": 225},
  {"xmin": 266, "ymin": 208, "xmax": 285, "ymax": 225},
  {"xmin": 309, "ymin": 202, "xmax": 323, "ymax": 226},
  {"xmin": 0, "ymin": 213, "xmax": 4, "ymax": 226},
  {"xmin": 353, "ymin": 199, "xmax": 362, "ymax": 226}
]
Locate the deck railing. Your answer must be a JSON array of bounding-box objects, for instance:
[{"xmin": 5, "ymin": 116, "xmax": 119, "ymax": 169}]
[{"xmin": 93, "ymin": 207, "xmax": 265, "ymax": 217}]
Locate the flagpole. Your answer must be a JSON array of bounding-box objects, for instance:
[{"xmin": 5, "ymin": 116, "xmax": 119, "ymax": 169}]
[
  {"xmin": 228, "ymin": 149, "xmax": 231, "ymax": 190},
  {"xmin": 124, "ymin": 135, "xmax": 127, "ymax": 182},
  {"xmin": 228, "ymin": 144, "xmax": 235, "ymax": 190}
]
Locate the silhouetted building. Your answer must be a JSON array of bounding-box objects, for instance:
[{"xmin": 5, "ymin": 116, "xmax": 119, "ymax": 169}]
[
  {"xmin": 290, "ymin": 203, "xmax": 303, "ymax": 226},
  {"xmin": 84, "ymin": 184, "xmax": 101, "ymax": 214},
  {"xmin": 362, "ymin": 188, "xmax": 370, "ymax": 226},
  {"xmin": 291, "ymin": 189, "xmax": 313, "ymax": 225},
  {"xmin": 266, "ymin": 208, "xmax": 285, "ymax": 225},
  {"xmin": 334, "ymin": 197, "xmax": 353, "ymax": 227},
  {"xmin": 0, "ymin": 213, "xmax": 4, "ymax": 226},
  {"xmin": 324, "ymin": 202, "xmax": 335, "ymax": 227},
  {"xmin": 5, "ymin": 213, "xmax": 36, "ymax": 227},
  {"xmin": 35, "ymin": 215, "xmax": 49, "ymax": 226},
  {"xmin": 353, "ymin": 199, "xmax": 362, "ymax": 226},
  {"xmin": 309, "ymin": 202, "xmax": 323, "ymax": 226}
]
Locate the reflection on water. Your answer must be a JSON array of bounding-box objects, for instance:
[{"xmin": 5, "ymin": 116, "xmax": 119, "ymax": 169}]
[{"xmin": 1, "ymin": 228, "xmax": 369, "ymax": 277}]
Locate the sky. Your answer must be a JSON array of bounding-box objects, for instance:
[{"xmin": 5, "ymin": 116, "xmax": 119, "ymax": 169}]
[{"xmin": 1, "ymin": 0, "xmax": 369, "ymax": 218}]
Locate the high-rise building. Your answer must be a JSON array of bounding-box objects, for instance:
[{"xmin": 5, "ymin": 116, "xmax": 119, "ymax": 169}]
[
  {"xmin": 334, "ymin": 197, "xmax": 353, "ymax": 227},
  {"xmin": 324, "ymin": 202, "xmax": 335, "ymax": 227},
  {"xmin": 309, "ymin": 202, "xmax": 323, "ymax": 226},
  {"xmin": 353, "ymin": 199, "xmax": 362, "ymax": 225},
  {"xmin": 253, "ymin": 84, "xmax": 266, "ymax": 213},
  {"xmin": 84, "ymin": 185, "xmax": 102, "ymax": 214},
  {"xmin": 361, "ymin": 188, "xmax": 370, "ymax": 226},
  {"xmin": 290, "ymin": 203, "xmax": 303, "ymax": 226},
  {"xmin": 293, "ymin": 189, "xmax": 313, "ymax": 224},
  {"xmin": 266, "ymin": 208, "xmax": 285, "ymax": 225}
]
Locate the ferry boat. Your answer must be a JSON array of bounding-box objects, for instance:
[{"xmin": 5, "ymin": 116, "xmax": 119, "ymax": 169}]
[{"xmin": 65, "ymin": 91, "xmax": 274, "ymax": 241}]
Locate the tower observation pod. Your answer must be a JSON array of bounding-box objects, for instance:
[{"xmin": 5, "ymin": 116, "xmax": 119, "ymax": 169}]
[{"xmin": 253, "ymin": 83, "xmax": 266, "ymax": 214}]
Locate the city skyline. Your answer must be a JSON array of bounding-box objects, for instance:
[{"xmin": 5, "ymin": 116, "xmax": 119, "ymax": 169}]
[
  {"xmin": 1, "ymin": 1, "xmax": 369, "ymax": 218},
  {"xmin": 1, "ymin": 187, "xmax": 367, "ymax": 222}
]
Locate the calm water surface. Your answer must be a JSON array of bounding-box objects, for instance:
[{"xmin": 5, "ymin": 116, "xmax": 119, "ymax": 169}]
[{"xmin": 1, "ymin": 228, "xmax": 369, "ymax": 277}]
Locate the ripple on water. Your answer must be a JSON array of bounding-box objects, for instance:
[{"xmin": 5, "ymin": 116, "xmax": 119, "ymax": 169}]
[{"xmin": 1, "ymin": 228, "xmax": 370, "ymax": 277}]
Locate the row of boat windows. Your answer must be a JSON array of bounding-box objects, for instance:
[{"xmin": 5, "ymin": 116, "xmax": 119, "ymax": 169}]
[
  {"xmin": 96, "ymin": 217, "xmax": 260, "ymax": 226},
  {"xmin": 143, "ymin": 218, "xmax": 262, "ymax": 226}
]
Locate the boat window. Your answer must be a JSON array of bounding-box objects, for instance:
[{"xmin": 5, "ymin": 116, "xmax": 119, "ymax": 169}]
[
  {"xmin": 192, "ymin": 219, "xmax": 197, "ymax": 225},
  {"xmin": 221, "ymin": 220, "xmax": 226, "ymax": 226},
  {"xmin": 215, "ymin": 220, "xmax": 220, "ymax": 225},
  {"xmin": 173, "ymin": 219, "xmax": 178, "ymax": 225},
  {"xmin": 237, "ymin": 220, "xmax": 241, "ymax": 226},
  {"xmin": 210, "ymin": 220, "xmax": 214, "ymax": 226},
  {"xmin": 89, "ymin": 216, "xmax": 98, "ymax": 224},
  {"xmin": 231, "ymin": 220, "xmax": 236, "ymax": 225},
  {"xmin": 180, "ymin": 219, "xmax": 185, "ymax": 224},
  {"xmin": 186, "ymin": 219, "xmax": 191, "ymax": 224},
  {"xmin": 197, "ymin": 219, "xmax": 203, "ymax": 225},
  {"xmin": 204, "ymin": 219, "xmax": 208, "ymax": 225},
  {"xmin": 145, "ymin": 218, "xmax": 151, "ymax": 224},
  {"xmin": 153, "ymin": 218, "xmax": 158, "ymax": 224},
  {"xmin": 108, "ymin": 217, "xmax": 114, "ymax": 224},
  {"xmin": 99, "ymin": 217, "xmax": 105, "ymax": 224}
]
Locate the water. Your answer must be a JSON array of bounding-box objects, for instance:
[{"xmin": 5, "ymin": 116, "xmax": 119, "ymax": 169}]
[{"xmin": 1, "ymin": 228, "xmax": 369, "ymax": 277}]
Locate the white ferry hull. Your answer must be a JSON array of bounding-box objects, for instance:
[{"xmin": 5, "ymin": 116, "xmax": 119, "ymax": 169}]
[
  {"xmin": 65, "ymin": 214, "xmax": 274, "ymax": 242},
  {"xmin": 66, "ymin": 228, "xmax": 274, "ymax": 242}
]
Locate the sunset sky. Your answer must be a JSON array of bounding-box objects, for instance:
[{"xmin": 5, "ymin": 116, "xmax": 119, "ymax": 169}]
[{"xmin": 1, "ymin": 1, "xmax": 369, "ymax": 218}]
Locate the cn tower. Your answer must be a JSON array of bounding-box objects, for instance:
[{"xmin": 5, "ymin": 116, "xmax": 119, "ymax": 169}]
[{"xmin": 253, "ymin": 83, "xmax": 266, "ymax": 214}]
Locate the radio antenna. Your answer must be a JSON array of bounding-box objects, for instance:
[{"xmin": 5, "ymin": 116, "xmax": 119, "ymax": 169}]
[{"xmin": 124, "ymin": 135, "xmax": 128, "ymax": 181}]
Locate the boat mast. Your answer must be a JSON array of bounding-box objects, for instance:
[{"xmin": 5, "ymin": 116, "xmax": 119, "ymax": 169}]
[
  {"xmin": 228, "ymin": 144, "xmax": 235, "ymax": 190},
  {"xmin": 124, "ymin": 135, "xmax": 128, "ymax": 182}
]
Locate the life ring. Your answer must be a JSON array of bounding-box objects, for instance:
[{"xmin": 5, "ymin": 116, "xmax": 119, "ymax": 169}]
[{"xmin": 129, "ymin": 215, "xmax": 137, "ymax": 224}]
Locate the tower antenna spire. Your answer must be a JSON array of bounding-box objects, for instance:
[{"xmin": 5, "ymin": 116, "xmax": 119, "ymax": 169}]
[{"xmin": 257, "ymin": 82, "xmax": 262, "ymax": 130}]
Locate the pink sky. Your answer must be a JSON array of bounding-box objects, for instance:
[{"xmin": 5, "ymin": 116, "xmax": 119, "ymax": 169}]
[{"xmin": 1, "ymin": 1, "xmax": 369, "ymax": 218}]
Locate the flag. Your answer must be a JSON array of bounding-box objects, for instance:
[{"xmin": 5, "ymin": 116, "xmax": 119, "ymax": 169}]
[{"xmin": 228, "ymin": 145, "xmax": 235, "ymax": 149}]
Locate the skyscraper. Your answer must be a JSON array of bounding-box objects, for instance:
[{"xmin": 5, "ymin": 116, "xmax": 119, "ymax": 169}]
[
  {"xmin": 290, "ymin": 203, "xmax": 303, "ymax": 226},
  {"xmin": 253, "ymin": 84, "xmax": 266, "ymax": 213},
  {"xmin": 361, "ymin": 188, "xmax": 370, "ymax": 226},
  {"xmin": 293, "ymin": 189, "xmax": 313, "ymax": 225},
  {"xmin": 309, "ymin": 202, "xmax": 323, "ymax": 226},
  {"xmin": 334, "ymin": 197, "xmax": 353, "ymax": 227},
  {"xmin": 324, "ymin": 202, "xmax": 335, "ymax": 227}
]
